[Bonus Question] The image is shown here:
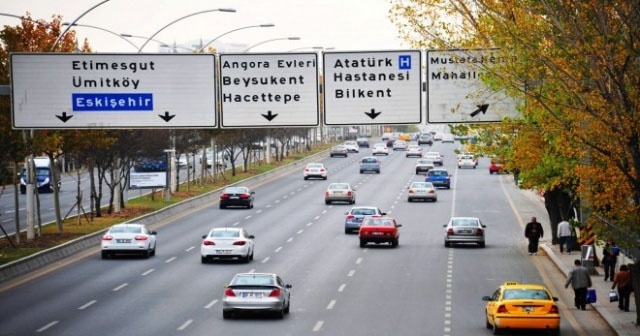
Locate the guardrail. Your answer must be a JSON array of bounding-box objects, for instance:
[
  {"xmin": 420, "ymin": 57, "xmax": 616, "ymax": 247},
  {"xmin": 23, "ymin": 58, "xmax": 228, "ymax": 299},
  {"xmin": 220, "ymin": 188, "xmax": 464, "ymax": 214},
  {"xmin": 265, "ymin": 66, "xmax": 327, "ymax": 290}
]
[{"xmin": 0, "ymin": 150, "xmax": 328, "ymax": 284}]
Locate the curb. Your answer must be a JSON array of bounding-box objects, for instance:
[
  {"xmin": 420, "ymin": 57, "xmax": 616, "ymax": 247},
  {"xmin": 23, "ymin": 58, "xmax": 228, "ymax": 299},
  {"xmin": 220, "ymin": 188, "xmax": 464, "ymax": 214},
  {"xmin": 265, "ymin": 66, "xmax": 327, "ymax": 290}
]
[{"xmin": 0, "ymin": 150, "xmax": 328, "ymax": 284}]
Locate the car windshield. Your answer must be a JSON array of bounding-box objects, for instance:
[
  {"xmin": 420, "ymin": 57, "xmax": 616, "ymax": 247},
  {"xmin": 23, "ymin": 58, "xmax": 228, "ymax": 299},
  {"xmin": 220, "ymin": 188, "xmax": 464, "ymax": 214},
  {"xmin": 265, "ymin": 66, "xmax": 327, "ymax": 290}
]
[
  {"xmin": 110, "ymin": 225, "xmax": 142, "ymax": 234},
  {"xmin": 363, "ymin": 218, "xmax": 394, "ymax": 226},
  {"xmin": 362, "ymin": 158, "xmax": 377, "ymax": 163},
  {"xmin": 452, "ymin": 219, "xmax": 478, "ymax": 227},
  {"xmin": 211, "ymin": 230, "xmax": 240, "ymax": 238},
  {"xmin": 503, "ymin": 289, "xmax": 550, "ymax": 300},
  {"xmin": 307, "ymin": 164, "xmax": 323, "ymax": 169},
  {"xmin": 429, "ymin": 170, "xmax": 448, "ymax": 176},
  {"xmin": 224, "ymin": 187, "xmax": 248, "ymax": 194},
  {"xmin": 329, "ymin": 183, "xmax": 350, "ymax": 190},
  {"xmin": 232, "ymin": 275, "xmax": 275, "ymax": 286},
  {"xmin": 411, "ymin": 182, "xmax": 431, "ymax": 188},
  {"xmin": 352, "ymin": 208, "xmax": 377, "ymax": 215},
  {"xmin": 417, "ymin": 160, "xmax": 432, "ymax": 164}
]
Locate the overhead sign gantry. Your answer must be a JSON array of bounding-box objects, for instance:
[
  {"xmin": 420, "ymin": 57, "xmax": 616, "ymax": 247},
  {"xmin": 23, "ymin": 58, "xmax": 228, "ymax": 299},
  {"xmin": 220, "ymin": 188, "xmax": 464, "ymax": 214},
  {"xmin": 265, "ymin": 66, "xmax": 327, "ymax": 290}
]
[
  {"xmin": 426, "ymin": 49, "xmax": 522, "ymax": 123},
  {"xmin": 218, "ymin": 52, "xmax": 319, "ymax": 128},
  {"xmin": 10, "ymin": 53, "xmax": 217, "ymax": 129},
  {"xmin": 323, "ymin": 50, "xmax": 422, "ymax": 125}
]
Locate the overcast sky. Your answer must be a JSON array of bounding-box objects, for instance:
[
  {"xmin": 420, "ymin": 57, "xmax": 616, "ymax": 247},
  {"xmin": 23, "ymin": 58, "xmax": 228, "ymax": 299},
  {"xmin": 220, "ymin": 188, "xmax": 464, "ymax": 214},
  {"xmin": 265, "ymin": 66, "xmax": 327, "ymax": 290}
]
[{"xmin": 1, "ymin": 0, "xmax": 408, "ymax": 53}]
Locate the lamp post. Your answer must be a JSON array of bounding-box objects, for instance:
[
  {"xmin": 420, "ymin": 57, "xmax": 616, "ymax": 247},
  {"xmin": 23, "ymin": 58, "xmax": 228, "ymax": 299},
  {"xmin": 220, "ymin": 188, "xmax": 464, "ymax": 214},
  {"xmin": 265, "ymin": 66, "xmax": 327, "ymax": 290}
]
[
  {"xmin": 287, "ymin": 46, "xmax": 334, "ymax": 52},
  {"xmin": 243, "ymin": 37, "xmax": 301, "ymax": 53},
  {"xmin": 196, "ymin": 24, "xmax": 275, "ymax": 53},
  {"xmin": 51, "ymin": 0, "xmax": 111, "ymax": 51},
  {"xmin": 137, "ymin": 8, "xmax": 236, "ymax": 53},
  {"xmin": 62, "ymin": 22, "xmax": 139, "ymax": 50}
]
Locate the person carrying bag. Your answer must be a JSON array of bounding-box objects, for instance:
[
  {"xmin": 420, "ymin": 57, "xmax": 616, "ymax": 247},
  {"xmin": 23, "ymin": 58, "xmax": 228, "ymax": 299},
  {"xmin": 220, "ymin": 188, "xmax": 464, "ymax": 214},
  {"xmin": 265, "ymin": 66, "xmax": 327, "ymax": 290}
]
[{"xmin": 612, "ymin": 264, "xmax": 632, "ymax": 312}]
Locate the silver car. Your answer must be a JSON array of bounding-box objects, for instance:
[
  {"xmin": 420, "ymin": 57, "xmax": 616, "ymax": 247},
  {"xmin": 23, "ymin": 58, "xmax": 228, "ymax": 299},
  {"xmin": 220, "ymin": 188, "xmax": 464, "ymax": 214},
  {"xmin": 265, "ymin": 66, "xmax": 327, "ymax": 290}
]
[
  {"xmin": 325, "ymin": 182, "xmax": 356, "ymax": 204},
  {"xmin": 407, "ymin": 181, "xmax": 437, "ymax": 202},
  {"xmin": 200, "ymin": 227, "xmax": 255, "ymax": 263},
  {"xmin": 101, "ymin": 223, "xmax": 157, "ymax": 259},
  {"xmin": 415, "ymin": 159, "xmax": 435, "ymax": 174},
  {"xmin": 443, "ymin": 217, "xmax": 486, "ymax": 248},
  {"xmin": 344, "ymin": 206, "xmax": 386, "ymax": 233},
  {"xmin": 222, "ymin": 273, "xmax": 292, "ymax": 319}
]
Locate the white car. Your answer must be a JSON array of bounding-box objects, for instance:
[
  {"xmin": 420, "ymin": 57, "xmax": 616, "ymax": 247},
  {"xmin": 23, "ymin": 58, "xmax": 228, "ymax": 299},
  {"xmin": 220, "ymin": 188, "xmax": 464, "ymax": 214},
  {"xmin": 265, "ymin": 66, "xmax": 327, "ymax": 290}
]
[
  {"xmin": 201, "ymin": 227, "xmax": 255, "ymax": 263},
  {"xmin": 457, "ymin": 154, "xmax": 477, "ymax": 169},
  {"xmin": 392, "ymin": 140, "xmax": 408, "ymax": 151},
  {"xmin": 407, "ymin": 181, "xmax": 437, "ymax": 202},
  {"xmin": 415, "ymin": 159, "xmax": 435, "ymax": 174},
  {"xmin": 101, "ymin": 223, "xmax": 157, "ymax": 259},
  {"xmin": 405, "ymin": 145, "xmax": 423, "ymax": 157},
  {"xmin": 424, "ymin": 151, "xmax": 443, "ymax": 166},
  {"xmin": 303, "ymin": 163, "xmax": 328, "ymax": 180},
  {"xmin": 442, "ymin": 134, "xmax": 455, "ymax": 143},
  {"xmin": 344, "ymin": 141, "xmax": 360, "ymax": 153},
  {"xmin": 372, "ymin": 142, "xmax": 389, "ymax": 155}
]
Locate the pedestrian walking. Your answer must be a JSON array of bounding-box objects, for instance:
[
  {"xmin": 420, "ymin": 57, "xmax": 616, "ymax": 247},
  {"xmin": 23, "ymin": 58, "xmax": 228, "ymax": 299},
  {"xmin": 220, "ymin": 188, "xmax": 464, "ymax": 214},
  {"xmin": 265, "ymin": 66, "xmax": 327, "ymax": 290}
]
[
  {"xmin": 612, "ymin": 264, "xmax": 633, "ymax": 312},
  {"xmin": 524, "ymin": 216, "xmax": 544, "ymax": 255},
  {"xmin": 557, "ymin": 217, "xmax": 573, "ymax": 254},
  {"xmin": 602, "ymin": 240, "xmax": 619, "ymax": 281},
  {"xmin": 565, "ymin": 259, "xmax": 593, "ymax": 310}
]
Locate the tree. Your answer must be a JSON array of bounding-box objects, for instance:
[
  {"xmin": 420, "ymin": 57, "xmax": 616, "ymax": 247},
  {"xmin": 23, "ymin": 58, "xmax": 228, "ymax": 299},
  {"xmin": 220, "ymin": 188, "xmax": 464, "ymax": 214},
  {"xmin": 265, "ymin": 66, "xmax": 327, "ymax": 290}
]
[{"xmin": 391, "ymin": 0, "xmax": 640, "ymax": 322}]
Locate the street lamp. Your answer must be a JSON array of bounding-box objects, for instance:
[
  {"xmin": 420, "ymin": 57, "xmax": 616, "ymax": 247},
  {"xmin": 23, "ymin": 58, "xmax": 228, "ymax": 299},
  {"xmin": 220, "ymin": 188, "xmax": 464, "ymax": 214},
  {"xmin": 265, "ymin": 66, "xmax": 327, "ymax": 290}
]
[
  {"xmin": 196, "ymin": 24, "xmax": 275, "ymax": 53},
  {"xmin": 62, "ymin": 22, "xmax": 139, "ymax": 50},
  {"xmin": 160, "ymin": 43, "xmax": 196, "ymax": 53},
  {"xmin": 137, "ymin": 8, "xmax": 236, "ymax": 53},
  {"xmin": 287, "ymin": 46, "xmax": 335, "ymax": 52},
  {"xmin": 52, "ymin": 0, "xmax": 111, "ymax": 51},
  {"xmin": 243, "ymin": 37, "xmax": 301, "ymax": 52}
]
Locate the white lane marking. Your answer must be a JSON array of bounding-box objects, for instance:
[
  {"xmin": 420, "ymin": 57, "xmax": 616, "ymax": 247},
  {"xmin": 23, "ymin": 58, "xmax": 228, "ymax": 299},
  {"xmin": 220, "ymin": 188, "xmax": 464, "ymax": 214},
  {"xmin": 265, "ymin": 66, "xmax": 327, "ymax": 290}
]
[
  {"xmin": 287, "ymin": 237, "xmax": 294, "ymax": 243},
  {"xmin": 306, "ymin": 222, "xmax": 313, "ymax": 227},
  {"xmin": 141, "ymin": 269, "xmax": 155, "ymax": 276},
  {"xmin": 265, "ymin": 204, "xmax": 272, "ymax": 208},
  {"xmin": 355, "ymin": 257, "xmax": 363, "ymax": 264},
  {"xmin": 262, "ymin": 257, "xmax": 270, "ymax": 263},
  {"xmin": 77, "ymin": 300, "xmax": 97, "ymax": 310},
  {"xmin": 113, "ymin": 283, "xmax": 128, "ymax": 291},
  {"xmin": 177, "ymin": 319, "xmax": 193, "ymax": 331},
  {"xmin": 204, "ymin": 299, "xmax": 218, "ymax": 309},
  {"xmin": 297, "ymin": 229, "xmax": 304, "ymax": 234},
  {"xmin": 165, "ymin": 257, "xmax": 177, "ymax": 263},
  {"xmin": 275, "ymin": 199, "xmax": 280, "ymax": 203},
  {"xmin": 321, "ymin": 210, "xmax": 327, "ymax": 214},
  {"xmin": 185, "ymin": 246, "xmax": 195, "ymax": 252},
  {"xmin": 256, "ymin": 209, "xmax": 262, "ymax": 214},
  {"xmin": 338, "ymin": 284, "xmax": 346, "ymax": 292},
  {"xmin": 36, "ymin": 321, "xmax": 59, "ymax": 333},
  {"xmin": 244, "ymin": 215, "xmax": 252, "ymax": 220},
  {"xmin": 326, "ymin": 300, "xmax": 336, "ymax": 310},
  {"xmin": 314, "ymin": 216, "xmax": 321, "ymax": 220},
  {"xmin": 233, "ymin": 221, "xmax": 240, "ymax": 226},
  {"xmin": 275, "ymin": 246, "xmax": 283, "ymax": 253},
  {"xmin": 347, "ymin": 270, "xmax": 355, "ymax": 277},
  {"xmin": 313, "ymin": 321, "xmax": 324, "ymax": 332}
]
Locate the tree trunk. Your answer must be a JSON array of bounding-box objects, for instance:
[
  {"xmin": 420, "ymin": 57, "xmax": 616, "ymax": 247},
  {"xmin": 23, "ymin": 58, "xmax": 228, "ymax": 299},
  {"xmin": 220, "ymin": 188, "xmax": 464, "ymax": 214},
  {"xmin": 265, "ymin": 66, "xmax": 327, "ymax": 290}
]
[
  {"xmin": 543, "ymin": 187, "xmax": 573, "ymax": 244},
  {"xmin": 629, "ymin": 263, "xmax": 640, "ymax": 325}
]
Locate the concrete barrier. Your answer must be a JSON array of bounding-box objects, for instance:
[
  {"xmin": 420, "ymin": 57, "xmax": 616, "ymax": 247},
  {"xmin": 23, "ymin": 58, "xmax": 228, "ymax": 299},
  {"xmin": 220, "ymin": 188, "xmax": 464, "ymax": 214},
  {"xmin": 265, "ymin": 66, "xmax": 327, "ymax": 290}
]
[{"xmin": 0, "ymin": 150, "xmax": 328, "ymax": 284}]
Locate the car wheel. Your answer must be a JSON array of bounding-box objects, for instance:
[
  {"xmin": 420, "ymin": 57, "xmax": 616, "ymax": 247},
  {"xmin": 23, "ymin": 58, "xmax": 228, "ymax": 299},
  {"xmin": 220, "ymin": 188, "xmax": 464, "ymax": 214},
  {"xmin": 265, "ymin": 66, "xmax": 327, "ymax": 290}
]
[
  {"xmin": 249, "ymin": 202, "xmax": 254, "ymax": 209},
  {"xmin": 243, "ymin": 253, "xmax": 251, "ymax": 263},
  {"xmin": 303, "ymin": 176, "xmax": 308, "ymax": 180},
  {"xmin": 445, "ymin": 241, "xmax": 451, "ymax": 247},
  {"xmin": 407, "ymin": 198, "xmax": 412, "ymax": 202},
  {"xmin": 150, "ymin": 244, "xmax": 156, "ymax": 257},
  {"xmin": 486, "ymin": 316, "xmax": 492, "ymax": 329},
  {"xmin": 376, "ymin": 170, "xmax": 380, "ymax": 174},
  {"xmin": 201, "ymin": 256, "xmax": 208, "ymax": 264},
  {"xmin": 284, "ymin": 299, "xmax": 290, "ymax": 314},
  {"xmin": 492, "ymin": 322, "xmax": 501, "ymax": 335},
  {"xmin": 323, "ymin": 176, "xmax": 327, "ymax": 180},
  {"xmin": 101, "ymin": 251, "xmax": 109, "ymax": 259},
  {"xmin": 219, "ymin": 204, "xmax": 226, "ymax": 209},
  {"xmin": 392, "ymin": 239, "xmax": 399, "ymax": 248},
  {"xmin": 479, "ymin": 242, "xmax": 486, "ymax": 248},
  {"xmin": 549, "ymin": 328, "xmax": 560, "ymax": 336},
  {"xmin": 359, "ymin": 240, "xmax": 366, "ymax": 248},
  {"xmin": 325, "ymin": 200, "xmax": 331, "ymax": 205},
  {"xmin": 276, "ymin": 307, "xmax": 285, "ymax": 319},
  {"xmin": 360, "ymin": 170, "xmax": 363, "ymax": 173},
  {"xmin": 345, "ymin": 228, "xmax": 350, "ymax": 234},
  {"xmin": 143, "ymin": 249, "xmax": 151, "ymax": 259},
  {"xmin": 223, "ymin": 311, "xmax": 232, "ymax": 319}
]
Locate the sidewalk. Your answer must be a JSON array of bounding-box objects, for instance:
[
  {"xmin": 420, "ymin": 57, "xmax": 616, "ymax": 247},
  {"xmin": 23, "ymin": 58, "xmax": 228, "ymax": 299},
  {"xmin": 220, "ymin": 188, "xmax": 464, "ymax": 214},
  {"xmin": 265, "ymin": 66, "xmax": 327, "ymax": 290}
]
[
  {"xmin": 541, "ymin": 243, "xmax": 638, "ymax": 335},
  {"xmin": 513, "ymin": 183, "xmax": 639, "ymax": 335}
]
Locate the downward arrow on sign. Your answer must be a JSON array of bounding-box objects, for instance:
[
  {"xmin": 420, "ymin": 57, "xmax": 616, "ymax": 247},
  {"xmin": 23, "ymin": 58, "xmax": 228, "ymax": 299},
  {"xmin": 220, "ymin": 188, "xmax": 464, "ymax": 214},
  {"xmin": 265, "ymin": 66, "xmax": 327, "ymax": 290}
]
[
  {"xmin": 262, "ymin": 110, "xmax": 278, "ymax": 121},
  {"xmin": 364, "ymin": 108, "xmax": 382, "ymax": 119},
  {"xmin": 56, "ymin": 111, "xmax": 73, "ymax": 123},
  {"xmin": 159, "ymin": 111, "xmax": 175, "ymax": 122}
]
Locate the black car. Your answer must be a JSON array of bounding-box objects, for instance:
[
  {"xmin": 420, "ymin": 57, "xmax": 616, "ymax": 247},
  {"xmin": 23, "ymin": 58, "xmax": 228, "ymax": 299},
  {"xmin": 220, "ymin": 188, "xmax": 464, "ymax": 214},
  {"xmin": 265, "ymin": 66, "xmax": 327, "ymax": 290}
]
[
  {"xmin": 219, "ymin": 187, "xmax": 255, "ymax": 209},
  {"xmin": 356, "ymin": 137, "xmax": 370, "ymax": 148}
]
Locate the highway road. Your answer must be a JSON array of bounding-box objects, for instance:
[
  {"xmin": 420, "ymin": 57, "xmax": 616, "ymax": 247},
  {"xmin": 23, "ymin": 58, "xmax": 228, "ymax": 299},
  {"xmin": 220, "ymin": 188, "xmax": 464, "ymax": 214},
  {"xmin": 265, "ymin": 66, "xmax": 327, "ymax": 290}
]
[{"xmin": 0, "ymin": 140, "xmax": 614, "ymax": 336}]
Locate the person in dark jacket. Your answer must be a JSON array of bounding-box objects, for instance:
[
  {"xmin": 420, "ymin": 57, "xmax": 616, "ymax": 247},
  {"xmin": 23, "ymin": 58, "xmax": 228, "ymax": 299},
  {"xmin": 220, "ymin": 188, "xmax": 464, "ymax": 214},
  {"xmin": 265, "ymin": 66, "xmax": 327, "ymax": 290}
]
[
  {"xmin": 602, "ymin": 240, "xmax": 619, "ymax": 281},
  {"xmin": 612, "ymin": 264, "xmax": 633, "ymax": 312},
  {"xmin": 524, "ymin": 216, "xmax": 544, "ymax": 255},
  {"xmin": 565, "ymin": 259, "xmax": 593, "ymax": 310}
]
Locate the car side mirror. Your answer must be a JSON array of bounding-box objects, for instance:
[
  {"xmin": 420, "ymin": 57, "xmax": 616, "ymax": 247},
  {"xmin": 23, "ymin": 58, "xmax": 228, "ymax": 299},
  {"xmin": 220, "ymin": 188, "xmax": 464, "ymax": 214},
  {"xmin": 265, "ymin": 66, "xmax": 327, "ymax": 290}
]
[
  {"xmin": 482, "ymin": 296, "xmax": 492, "ymax": 301},
  {"xmin": 381, "ymin": 212, "xmax": 387, "ymax": 215},
  {"xmin": 396, "ymin": 224, "xmax": 402, "ymax": 227},
  {"xmin": 248, "ymin": 235, "xmax": 255, "ymax": 239},
  {"xmin": 251, "ymin": 191, "xmax": 256, "ymax": 194},
  {"xmin": 553, "ymin": 297, "xmax": 559, "ymax": 301},
  {"xmin": 286, "ymin": 284, "xmax": 292, "ymax": 288},
  {"xmin": 202, "ymin": 235, "xmax": 207, "ymax": 239},
  {"xmin": 442, "ymin": 224, "xmax": 447, "ymax": 227},
  {"xmin": 151, "ymin": 231, "xmax": 158, "ymax": 235}
]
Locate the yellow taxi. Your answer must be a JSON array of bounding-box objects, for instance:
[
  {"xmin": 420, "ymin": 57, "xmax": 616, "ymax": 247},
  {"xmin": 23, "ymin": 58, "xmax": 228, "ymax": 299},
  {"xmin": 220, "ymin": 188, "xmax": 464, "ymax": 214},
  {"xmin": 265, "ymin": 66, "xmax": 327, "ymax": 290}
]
[
  {"xmin": 398, "ymin": 133, "xmax": 412, "ymax": 141},
  {"xmin": 482, "ymin": 281, "xmax": 560, "ymax": 335}
]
